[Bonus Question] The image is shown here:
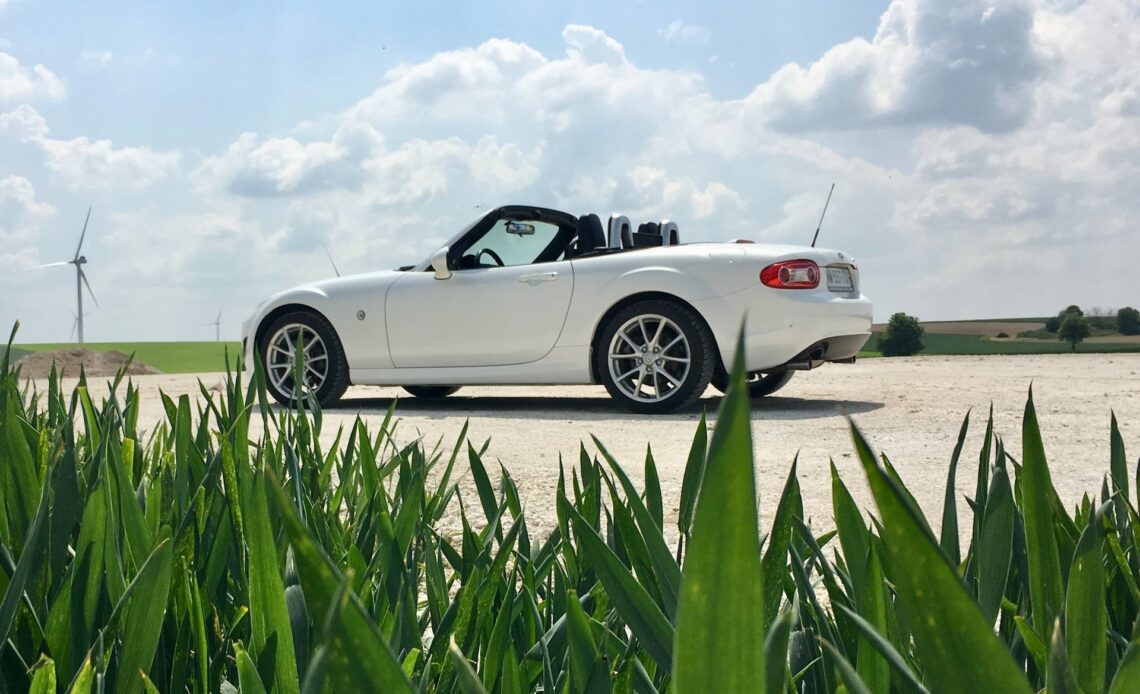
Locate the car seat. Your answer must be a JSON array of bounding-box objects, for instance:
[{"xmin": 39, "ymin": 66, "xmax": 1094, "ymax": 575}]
[{"xmin": 632, "ymin": 222, "xmax": 662, "ymax": 247}]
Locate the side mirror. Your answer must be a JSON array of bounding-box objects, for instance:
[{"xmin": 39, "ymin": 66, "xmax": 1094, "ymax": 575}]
[{"xmin": 431, "ymin": 247, "xmax": 452, "ymax": 280}]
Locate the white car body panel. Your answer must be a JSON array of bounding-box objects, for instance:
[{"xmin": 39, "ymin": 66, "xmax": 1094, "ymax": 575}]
[
  {"xmin": 242, "ymin": 207, "xmax": 872, "ymax": 389},
  {"xmin": 385, "ymin": 259, "xmax": 575, "ymax": 368}
]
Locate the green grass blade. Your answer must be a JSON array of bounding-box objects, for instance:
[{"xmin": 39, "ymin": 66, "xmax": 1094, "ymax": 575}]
[
  {"xmin": 673, "ymin": 332, "xmax": 765, "ymax": 693},
  {"xmin": 1021, "ymin": 387, "xmax": 1064, "ymax": 633},
  {"xmin": 1110, "ymin": 412, "xmax": 1129, "ymax": 528},
  {"xmin": 561, "ymin": 497, "xmax": 674, "ymax": 670},
  {"xmin": 448, "ymin": 637, "xmax": 491, "ymax": 694},
  {"xmin": 851, "ymin": 420, "xmax": 1031, "ymax": 694},
  {"xmin": 0, "ymin": 460, "xmax": 50, "ymax": 646},
  {"xmin": 1110, "ymin": 619, "xmax": 1140, "ymax": 693},
  {"xmin": 677, "ymin": 413, "xmax": 708, "ymax": 541},
  {"xmin": 764, "ymin": 610, "xmax": 793, "ymax": 694},
  {"xmin": 820, "ymin": 638, "xmax": 874, "ymax": 694},
  {"xmin": 835, "ymin": 604, "xmax": 928, "ymax": 694},
  {"xmin": 1065, "ymin": 501, "xmax": 1108, "ymax": 694},
  {"xmin": 1048, "ymin": 619, "xmax": 1081, "ymax": 694},
  {"xmin": 977, "ymin": 465, "xmax": 1015, "ymax": 626},
  {"xmin": 28, "ymin": 657, "xmax": 56, "ymax": 694},
  {"xmin": 264, "ymin": 470, "xmax": 414, "ymax": 693},
  {"xmin": 592, "ymin": 436, "xmax": 681, "ymax": 616},
  {"xmin": 112, "ymin": 537, "xmax": 174, "ymax": 694},
  {"xmin": 762, "ymin": 459, "xmax": 801, "ymax": 627},
  {"xmin": 939, "ymin": 411, "xmax": 970, "ymax": 566},
  {"xmin": 245, "ymin": 470, "xmax": 301, "ymax": 694},
  {"xmin": 566, "ymin": 589, "xmax": 610, "ymax": 694},
  {"xmin": 644, "ymin": 445, "xmax": 663, "ymax": 529},
  {"xmin": 236, "ymin": 643, "xmax": 269, "ymax": 694}
]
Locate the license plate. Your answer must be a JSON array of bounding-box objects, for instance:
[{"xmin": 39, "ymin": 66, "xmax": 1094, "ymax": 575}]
[{"xmin": 826, "ymin": 267, "xmax": 854, "ymax": 292}]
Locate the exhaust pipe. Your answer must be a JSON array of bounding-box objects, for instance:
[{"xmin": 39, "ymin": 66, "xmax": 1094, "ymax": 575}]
[{"xmin": 780, "ymin": 347, "xmax": 827, "ymax": 371}]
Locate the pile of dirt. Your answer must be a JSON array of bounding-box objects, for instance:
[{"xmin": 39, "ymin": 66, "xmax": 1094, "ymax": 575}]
[{"xmin": 15, "ymin": 349, "xmax": 162, "ymax": 379}]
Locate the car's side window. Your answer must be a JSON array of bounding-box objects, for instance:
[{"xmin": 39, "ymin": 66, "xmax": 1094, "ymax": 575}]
[{"xmin": 462, "ymin": 219, "xmax": 562, "ymax": 268}]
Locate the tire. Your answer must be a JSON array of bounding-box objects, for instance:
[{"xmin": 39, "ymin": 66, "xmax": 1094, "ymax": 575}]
[
  {"xmin": 259, "ymin": 310, "xmax": 349, "ymax": 408},
  {"xmin": 595, "ymin": 300, "xmax": 714, "ymax": 414},
  {"xmin": 402, "ymin": 385, "xmax": 461, "ymax": 398},
  {"xmin": 711, "ymin": 369, "xmax": 795, "ymax": 398}
]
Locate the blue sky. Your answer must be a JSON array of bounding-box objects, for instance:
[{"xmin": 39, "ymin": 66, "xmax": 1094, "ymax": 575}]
[{"xmin": 2, "ymin": 0, "xmax": 1138, "ymax": 342}]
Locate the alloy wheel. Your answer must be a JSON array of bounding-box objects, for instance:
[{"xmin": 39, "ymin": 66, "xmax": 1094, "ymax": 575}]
[
  {"xmin": 606, "ymin": 313, "xmax": 692, "ymax": 403},
  {"xmin": 266, "ymin": 323, "xmax": 330, "ymax": 400}
]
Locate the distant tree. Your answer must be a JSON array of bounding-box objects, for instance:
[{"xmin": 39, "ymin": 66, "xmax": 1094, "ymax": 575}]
[
  {"xmin": 1058, "ymin": 314, "xmax": 1090, "ymax": 350},
  {"xmin": 880, "ymin": 312, "xmax": 924, "ymax": 357},
  {"xmin": 1047, "ymin": 305, "xmax": 1083, "ymax": 333},
  {"xmin": 1119, "ymin": 306, "xmax": 1140, "ymax": 335}
]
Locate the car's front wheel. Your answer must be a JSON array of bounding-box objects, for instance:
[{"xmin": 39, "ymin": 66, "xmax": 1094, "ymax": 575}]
[
  {"xmin": 402, "ymin": 385, "xmax": 461, "ymax": 398},
  {"xmin": 260, "ymin": 311, "xmax": 349, "ymax": 408},
  {"xmin": 711, "ymin": 370, "xmax": 795, "ymax": 398},
  {"xmin": 595, "ymin": 300, "xmax": 713, "ymax": 414}
]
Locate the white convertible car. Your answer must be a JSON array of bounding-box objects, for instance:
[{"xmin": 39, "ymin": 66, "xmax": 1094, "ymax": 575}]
[{"xmin": 242, "ymin": 205, "xmax": 872, "ymax": 414}]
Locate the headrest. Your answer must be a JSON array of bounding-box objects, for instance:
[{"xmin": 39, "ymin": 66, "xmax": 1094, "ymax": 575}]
[{"xmin": 576, "ymin": 214, "xmax": 606, "ymax": 253}]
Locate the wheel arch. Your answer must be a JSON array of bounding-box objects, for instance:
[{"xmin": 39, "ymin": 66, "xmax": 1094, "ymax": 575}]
[{"xmin": 588, "ymin": 291, "xmax": 723, "ymax": 384}]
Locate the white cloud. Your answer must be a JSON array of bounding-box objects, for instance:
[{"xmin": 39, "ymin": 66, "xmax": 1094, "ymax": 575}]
[
  {"xmin": 79, "ymin": 50, "xmax": 114, "ymax": 68},
  {"xmin": 0, "ymin": 175, "xmax": 54, "ymax": 280},
  {"xmin": 0, "ymin": 51, "xmax": 66, "ymax": 101},
  {"xmin": 562, "ymin": 24, "xmax": 627, "ymax": 65},
  {"xmin": 37, "ymin": 135, "xmax": 180, "ymax": 189},
  {"xmin": 2, "ymin": 105, "xmax": 180, "ymax": 188},
  {"xmin": 0, "ymin": 103, "xmax": 48, "ymax": 138},
  {"xmin": 747, "ymin": 0, "xmax": 1041, "ymax": 133},
  {"xmin": 659, "ymin": 20, "xmax": 710, "ymax": 45},
  {"xmin": 193, "ymin": 121, "xmax": 383, "ymax": 197}
]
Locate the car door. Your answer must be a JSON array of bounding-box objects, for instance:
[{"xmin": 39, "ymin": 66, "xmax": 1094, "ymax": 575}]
[{"xmin": 385, "ymin": 219, "xmax": 575, "ymax": 368}]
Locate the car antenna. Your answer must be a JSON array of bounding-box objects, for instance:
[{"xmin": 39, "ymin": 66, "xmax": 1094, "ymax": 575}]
[
  {"xmin": 810, "ymin": 183, "xmax": 835, "ymax": 248},
  {"xmin": 322, "ymin": 242, "xmax": 341, "ymax": 277}
]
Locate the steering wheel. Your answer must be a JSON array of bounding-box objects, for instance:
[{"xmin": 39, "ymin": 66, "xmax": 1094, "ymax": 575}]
[{"xmin": 477, "ymin": 248, "xmax": 505, "ymax": 267}]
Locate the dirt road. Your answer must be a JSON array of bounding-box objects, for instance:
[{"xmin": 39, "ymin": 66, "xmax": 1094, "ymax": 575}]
[{"xmin": 44, "ymin": 354, "xmax": 1140, "ymax": 541}]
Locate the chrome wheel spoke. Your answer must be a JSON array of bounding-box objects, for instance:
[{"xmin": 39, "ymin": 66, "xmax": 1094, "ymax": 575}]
[
  {"xmin": 616, "ymin": 365, "xmax": 642, "ymax": 382},
  {"xmin": 619, "ymin": 332, "xmax": 641, "ymax": 353},
  {"xmin": 661, "ymin": 335, "xmax": 685, "ymax": 353}
]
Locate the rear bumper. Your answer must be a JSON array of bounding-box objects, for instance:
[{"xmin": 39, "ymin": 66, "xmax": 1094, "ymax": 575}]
[{"xmin": 694, "ymin": 290, "xmax": 873, "ymax": 373}]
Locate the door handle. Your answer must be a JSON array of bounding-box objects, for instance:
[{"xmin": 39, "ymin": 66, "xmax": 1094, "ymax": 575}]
[{"xmin": 518, "ymin": 271, "xmax": 559, "ymax": 283}]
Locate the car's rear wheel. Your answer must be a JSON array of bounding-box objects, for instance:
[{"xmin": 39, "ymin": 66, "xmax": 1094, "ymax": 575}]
[
  {"xmin": 260, "ymin": 311, "xmax": 349, "ymax": 408},
  {"xmin": 596, "ymin": 300, "xmax": 713, "ymax": 414},
  {"xmin": 711, "ymin": 370, "xmax": 795, "ymax": 398},
  {"xmin": 402, "ymin": 385, "xmax": 461, "ymax": 398}
]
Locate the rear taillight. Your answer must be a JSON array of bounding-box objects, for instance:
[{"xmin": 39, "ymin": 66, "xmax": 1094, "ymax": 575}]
[{"xmin": 760, "ymin": 260, "xmax": 820, "ymax": 289}]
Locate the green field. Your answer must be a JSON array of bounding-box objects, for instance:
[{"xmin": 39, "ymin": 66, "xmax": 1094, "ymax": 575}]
[
  {"xmin": 860, "ymin": 332, "xmax": 1140, "ymax": 356},
  {"xmin": 12, "ymin": 341, "xmax": 242, "ymax": 373}
]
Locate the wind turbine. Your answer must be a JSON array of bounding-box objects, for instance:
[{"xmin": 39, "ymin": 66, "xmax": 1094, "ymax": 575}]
[
  {"xmin": 69, "ymin": 311, "xmax": 89, "ymax": 341},
  {"xmin": 40, "ymin": 208, "xmax": 98, "ymax": 344},
  {"xmin": 203, "ymin": 306, "xmax": 223, "ymax": 342}
]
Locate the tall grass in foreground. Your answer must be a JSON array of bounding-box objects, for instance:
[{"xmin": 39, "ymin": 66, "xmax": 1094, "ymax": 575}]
[{"xmin": 1, "ymin": 321, "xmax": 1139, "ymax": 693}]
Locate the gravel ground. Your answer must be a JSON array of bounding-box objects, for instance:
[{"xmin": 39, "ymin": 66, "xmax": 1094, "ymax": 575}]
[{"xmin": 39, "ymin": 353, "xmax": 1140, "ymax": 543}]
